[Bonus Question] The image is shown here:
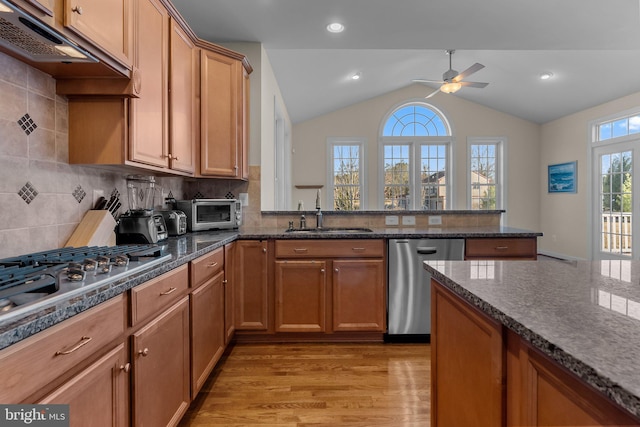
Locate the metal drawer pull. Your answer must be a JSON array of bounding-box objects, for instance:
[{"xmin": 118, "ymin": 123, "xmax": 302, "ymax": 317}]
[
  {"xmin": 293, "ymin": 248, "xmax": 308, "ymax": 253},
  {"xmin": 207, "ymin": 262, "xmax": 218, "ymax": 268},
  {"xmin": 55, "ymin": 336, "xmax": 92, "ymax": 355},
  {"xmin": 160, "ymin": 287, "xmax": 177, "ymax": 295},
  {"xmin": 352, "ymin": 247, "xmax": 366, "ymax": 251},
  {"xmin": 262, "ymin": 248, "xmax": 267, "ymax": 253},
  {"xmin": 120, "ymin": 363, "xmax": 131, "ymax": 373},
  {"xmin": 495, "ymin": 246, "xmax": 509, "ymax": 250},
  {"xmin": 417, "ymin": 247, "xmax": 437, "ymax": 255},
  {"xmin": 138, "ymin": 348, "xmax": 149, "ymax": 357},
  {"xmin": 71, "ymin": 5, "xmax": 83, "ymax": 14},
  {"xmin": 320, "ymin": 268, "xmax": 325, "ymax": 273},
  {"xmin": 222, "ymin": 279, "xmax": 228, "ymax": 284}
]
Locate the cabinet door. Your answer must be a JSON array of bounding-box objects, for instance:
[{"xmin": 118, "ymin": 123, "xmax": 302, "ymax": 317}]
[
  {"xmin": 168, "ymin": 18, "xmax": 196, "ymax": 174},
  {"xmin": 234, "ymin": 240, "xmax": 269, "ymax": 330},
  {"xmin": 224, "ymin": 242, "xmax": 236, "ymax": 344},
  {"xmin": 431, "ymin": 280, "xmax": 504, "ymax": 427},
  {"xmin": 200, "ymin": 49, "xmax": 241, "ymax": 177},
  {"xmin": 132, "ymin": 297, "xmax": 190, "ymax": 427},
  {"xmin": 63, "ymin": 0, "xmax": 132, "ymax": 67},
  {"xmin": 333, "ymin": 259, "xmax": 385, "ymax": 332},
  {"xmin": 275, "ymin": 260, "xmax": 327, "ymax": 333},
  {"xmin": 191, "ymin": 271, "xmax": 225, "ymax": 396},
  {"xmin": 240, "ymin": 67, "xmax": 250, "ymax": 180},
  {"xmin": 129, "ymin": 0, "xmax": 169, "ymax": 168},
  {"xmin": 39, "ymin": 344, "xmax": 129, "ymax": 427}
]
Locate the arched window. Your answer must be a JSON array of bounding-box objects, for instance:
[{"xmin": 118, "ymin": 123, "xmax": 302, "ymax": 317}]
[{"xmin": 379, "ymin": 102, "xmax": 453, "ymax": 210}]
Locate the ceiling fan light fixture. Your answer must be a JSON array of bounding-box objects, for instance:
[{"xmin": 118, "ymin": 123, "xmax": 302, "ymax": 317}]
[
  {"xmin": 326, "ymin": 22, "xmax": 344, "ymax": 33},
  {"xmin": 540, "ymin": 72, "xmax": 553, "ymax": 80},
  {"xmin": 351, "ymin": 72, "xmax": 361, "ymax": 80},
  {"xmin": 440, "ymin": 82, "xmax": 462, "ymax": 94}
]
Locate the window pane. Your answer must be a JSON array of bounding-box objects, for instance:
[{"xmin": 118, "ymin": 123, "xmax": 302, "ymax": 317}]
[
  {"xmin": 470, "ymin": 144, "xmax": 498, "ymax": 210},
  {"xmin": 331, "ymin": 144, "xmax": 362, "ymax": 211},
  {"xmin": 613, "ymin": 119, "xmax": 628, "ymax": 138},
  {"xmin": 599, "ymin": 123, "xmax": 612, "ymax": 141},
  {"xmin": 382, "ymin": 105, "xmax": 449, "ymax": 136},
  {"xmin": 600, "ymin": 150, "xmax": 632, "ymax": 256}
]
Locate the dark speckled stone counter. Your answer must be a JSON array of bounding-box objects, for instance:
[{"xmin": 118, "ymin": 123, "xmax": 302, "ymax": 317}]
[
  {"xmin": 0, "ymin": 230, "xmax": 238, "ymax": 351},
  {"xmin": 424, "ymin": 259, "xmax": 640, "ymax": 418},
  {"xmin": 0, "ymin": 225, "xmax": 540, "ymax": 351}
]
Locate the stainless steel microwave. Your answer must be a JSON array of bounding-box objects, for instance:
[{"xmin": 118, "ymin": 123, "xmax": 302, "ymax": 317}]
[{"xmin": 175, "ymin": 199, "xmax": 242, "ymax": 231}]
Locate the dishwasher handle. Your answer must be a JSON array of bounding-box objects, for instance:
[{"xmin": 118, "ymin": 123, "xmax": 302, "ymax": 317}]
[{"xmin": 416, "ymin": 247, "xmax": 438, "ymax": 255}]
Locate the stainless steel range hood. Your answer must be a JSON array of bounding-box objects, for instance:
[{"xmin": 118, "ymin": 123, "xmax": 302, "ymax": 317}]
[{"xmin": 0, "ymin": 0, "xmax": 97, "ymax": 63}]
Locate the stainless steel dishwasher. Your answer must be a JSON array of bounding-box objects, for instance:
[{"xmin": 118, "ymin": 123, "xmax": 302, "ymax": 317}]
[{"xmin": 386, "ymin": 238, "xmax": 465, "ymax": 342}]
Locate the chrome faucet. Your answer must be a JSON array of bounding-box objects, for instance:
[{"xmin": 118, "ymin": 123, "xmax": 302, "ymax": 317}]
[
  {"xmin": 316, "ymin": 208, "xmax": 323, "ymax": 229},
  {"xmin": 300, "ymin": 214, "xmax": 306, "ymax": 229}
]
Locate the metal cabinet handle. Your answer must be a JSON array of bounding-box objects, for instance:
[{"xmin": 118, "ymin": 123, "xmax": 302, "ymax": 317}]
[
  {"xmin": 495, "ymin": 246, "xmax": 509, "ymax": 251},
  {"xmin": 160, "ymin": 287, "xmax": 176, "ymax": 295},
  {"xmin": 55, "ymin": 336, "xmax": 91, "ymax": 355},
  {"xmin": 138, "ymin": 348, "xmax": 149, "ymax": 357},
  {"xmin": 320, "ymin": 268, "xmax": 325, "ymax": 273},
  {"xmin": 163, "ymin": 154, "xmax": 179, "ymax": 161},
  {"xmin": 334, "ymin": 268, "xmax": 339, "ymax": 273},
  {"xmin": 222, "ymin": 279, "xmax": 228, "ymax": 284},
  {"xmin": 262, "ymin": 248, "xmax": 267, "ymax": 253},
  {"xmin": 120, "ymin": 363, "xmax": 131, "ymax": 373},
  {"xmin": 351, "ymin": 247, "xmax": 365, "ymax": 252},
  {"xmin": 207, "ymin": 262, "xmax": 218, "ymax": 268},
  {"xmin": 293, "ymin": 248, "xmax": 308, "ymax": 253},
  {"xmin": 72, "ymin": 5, "xmax": 83, "ymax": 14}
]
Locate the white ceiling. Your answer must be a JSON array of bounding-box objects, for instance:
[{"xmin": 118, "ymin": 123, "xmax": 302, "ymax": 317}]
[{"xmin": 171, "ymin": 0, "xmax": 640, "ymax": 124}]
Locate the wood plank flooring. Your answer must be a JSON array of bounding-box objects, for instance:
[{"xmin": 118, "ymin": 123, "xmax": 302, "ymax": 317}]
[{"xmin": 179, "ymin": 342, "xmax": 430, "ymax": 426}]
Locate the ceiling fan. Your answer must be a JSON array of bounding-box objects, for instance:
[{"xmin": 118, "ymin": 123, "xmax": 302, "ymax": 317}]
[{"xmin": 413, "ymin": 50, "xmax": 489, "ymax": 99}]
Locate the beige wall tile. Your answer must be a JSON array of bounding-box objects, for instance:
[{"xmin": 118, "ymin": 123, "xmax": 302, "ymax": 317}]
[
  {"xmin": 0, "ymin": 80, "xmax": 27, "ymax": 121},
  {"xmin": 29, "ymin": 127, "xmax": 56, "ymax": 160},
  {"xmin": 0, "ymin": 119, "xmax": 28, "ymax": 157},
  {"xmin": 27, "ymin": 67, "xmax": 56, "ymax": 99},
  {"xmin": 28, "ymin": 91, "xmax": 55, "ymax": 131},
  {"xmin": 0, "ymin": 54, "xmax": 27, "ymax": 88}
]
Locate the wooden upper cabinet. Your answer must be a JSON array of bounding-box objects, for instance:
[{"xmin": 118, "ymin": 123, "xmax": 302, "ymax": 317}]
[
  {"xmin": 24, "ymin": 0, "xmax": 55, "ymax": 16},
  {"xmin": 129, "ymin": 0, "xmax": 169, "ymax": 169},
  {"xmin": 168, "ymin": 18, "xmax": 196, "ymax": 174},
  {"xmin": 240, "ymin": 67, "xmax": 250, "ymax": 180},
  {"xmin": 63, "ymin": 0, "xmax": 132, "ymax": 68},
  {"xmin": 200, "ymin": 49, "xmax": 243, "ymax": 178}
]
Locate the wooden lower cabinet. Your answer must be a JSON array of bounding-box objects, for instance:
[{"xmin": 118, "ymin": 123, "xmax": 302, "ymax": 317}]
[
  {"xmin": 432, "ymin": 278, "xmax": 640, "ymax": 427},
  {"xmin": 132, "ymin": 297, "xmax": 190, "ymax": 427},
  {"xmin": 431, "ymin": 279, "xmax": 504, "ymax": 427},
  {"xmin": 190, "ymin": 270, "xmax": 225, "ymax": 396},
  {"xmin": 333, "ymin": 259, "xmax": 385, "ymax": 332},
  {"xmin": 224, "ymin": 242, "xmax": 236, "ymax": 344},
  {"xmin": 234, "ymin": 240, "xmax": 269, "ymax": 331},
  {"xmin": 275, "ymin": 260, "xmax": 327, "ymax": 332},
  {"xmin": 39, "ymin": 343, "xmax": 129, "ymax": 427},
  {"xmin": 465, "ymin": 237, "xmax": 537, "ymax": 260}
]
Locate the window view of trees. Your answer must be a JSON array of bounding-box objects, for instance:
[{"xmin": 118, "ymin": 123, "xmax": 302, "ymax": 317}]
[
  {"xmin": 332, "ymin": 144, "xmax": 362, "ymax": 210},
  {"xmin": 600, "ymin": 151, "xmax": 632, "ymax": 255},
  {"xmin": 470, "ymin": 144, "xmax": 497, "ymax": 210}
]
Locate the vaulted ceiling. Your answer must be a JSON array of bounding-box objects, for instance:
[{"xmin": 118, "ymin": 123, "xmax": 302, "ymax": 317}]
[{"xmin": 172, "ymin": 0, "xmax": 640, "ymax": 124}]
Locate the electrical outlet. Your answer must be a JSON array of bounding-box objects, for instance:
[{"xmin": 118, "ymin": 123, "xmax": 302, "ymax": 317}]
[
  {"xmin": 428, "ymin": 215, "xmax": 442, "ymax": 226},
  {"xmin": 402, "ymin": 216, "xmax": 416, "ymax": 226},
  {"xmin": 239, "ymin": 192, "xmax": 249, "ymax": 207},
  {"xmin": 385, "ymin": 215, "xmax": 399, "ymax": 226},
  {"xmin": 92, "ymin": 189, "xmax": 104, "ymax": 207}
]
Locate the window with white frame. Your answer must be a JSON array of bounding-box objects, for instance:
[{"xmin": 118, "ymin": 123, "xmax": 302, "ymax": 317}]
[
  {"xmin": 591, "ymin": 108, "xmax": 640, "ymax": 259},
  {"xmin": 467, "ymin": 138, "xmax": 505, "ymax": 210},
  {"xmin": 380, "ymin": 102, "xmax": 453, "ymax": 210},
  {"xmin": 327, "ymin": 138, "xmax": 365, "ymax": 210}
]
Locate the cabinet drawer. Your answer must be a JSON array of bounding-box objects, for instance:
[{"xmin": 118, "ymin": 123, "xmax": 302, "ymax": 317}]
[
  {"xmin": 0, "ymin": 295, "xmax": 125, "ymax": 403},
  {"xmin": 191, "ymin": 247, "xmax": 224, "ymax": 288},
  {"xmin": 130, "ymin": 264, "xmax": 188, "ymax": 326},
  {"xmin": 465, "ymin": 238, "xmax": 537, "ymax": 259},
  {"xmin": 276, "ymin": 239, "xmax": 384, "ymax": 258}
]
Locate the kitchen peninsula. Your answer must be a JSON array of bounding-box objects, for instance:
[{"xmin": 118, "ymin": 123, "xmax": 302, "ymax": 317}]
[{"xmin": 427, "ymin": 259, "xmax": 640, "ymax": 426}]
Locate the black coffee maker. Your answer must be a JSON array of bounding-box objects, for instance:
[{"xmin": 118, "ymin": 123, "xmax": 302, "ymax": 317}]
[{"xmin": 116, "ymin": 175, "xmax": 168, "ymax": 244}]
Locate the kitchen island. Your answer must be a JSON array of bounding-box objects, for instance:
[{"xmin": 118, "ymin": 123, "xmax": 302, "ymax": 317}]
[{"xmin": 425, "ymin": 259, "xmax": 640, "ymax": 425}]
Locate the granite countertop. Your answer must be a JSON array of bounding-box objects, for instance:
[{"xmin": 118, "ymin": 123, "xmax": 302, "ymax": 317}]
[
  {"xmin": 424, "ymin": 259, "xmax": 640, "ymax": 418},
  {"xmin": 0, "ymin": 225, "xmax": 540, "ymax": 351},
  {"xmin": 239, "ymin": 225, "xmax": 542, "ymax": 239}
]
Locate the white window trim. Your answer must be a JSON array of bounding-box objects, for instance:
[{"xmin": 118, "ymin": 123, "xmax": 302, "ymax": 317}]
[
  {"xmin": 326, "ymin": 137, "xmax": 367, "ymax": 211},
  {"xmin": 466, "ymin": 137, "xmax": 507, "ymax": 217}
]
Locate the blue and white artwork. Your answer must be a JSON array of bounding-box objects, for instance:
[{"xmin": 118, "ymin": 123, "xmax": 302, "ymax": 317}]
[{"xmin": 548, "ymin": 161, "xmax": 577, "ymax": 193}]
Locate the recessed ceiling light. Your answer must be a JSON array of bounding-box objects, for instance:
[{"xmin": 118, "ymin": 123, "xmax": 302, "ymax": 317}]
[
  {"xmin": 540, "ymin": 72, "xmax": 553, "ymax": 80},
  {"xmin": 351, "ymin": 72, "xmax": 361, "ymax": 80},
  {"xmin": 326, "ymin": 22, "xmax": 344, "ymax": 33}
]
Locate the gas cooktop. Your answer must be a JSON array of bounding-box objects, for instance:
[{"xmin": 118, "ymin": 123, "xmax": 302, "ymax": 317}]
[{"xmin": 0, "ymin": 245, "xmax": 171, "ymax": 323}]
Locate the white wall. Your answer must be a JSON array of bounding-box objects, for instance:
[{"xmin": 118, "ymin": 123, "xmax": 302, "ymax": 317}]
[
  {"xmin": 540, "ymin": 91, "xmax": 640, "ymax": 260},
  {"xmin": 292, "ymin": 84, "xmax": 541, "ymax": 231}
]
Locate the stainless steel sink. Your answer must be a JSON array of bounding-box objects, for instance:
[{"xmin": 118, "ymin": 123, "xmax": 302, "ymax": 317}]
[{"xmin": 285, "ymin": 227, "xmax": 373, "ymax": 233}]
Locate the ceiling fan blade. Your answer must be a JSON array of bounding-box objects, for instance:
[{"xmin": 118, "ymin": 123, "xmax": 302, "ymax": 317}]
[
  {"xmin": 453, "ymin": 63, "xmax": 485, "ymax": 82},
  {"xmin": 459, "ymin": 81, "xmax": 489, "ymax": 88},
  {"xmin": 425, "ymin": 87, "xmax": 441, "ymax": 99},
  {"xmin": 412, "ymin": 78, "xmax": 445, "ymax": 84}
]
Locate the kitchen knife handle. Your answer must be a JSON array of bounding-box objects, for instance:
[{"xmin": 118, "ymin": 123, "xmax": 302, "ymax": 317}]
[{"xmin": 55, "ymin": 336, "xmax": 92, "ymax": 356}]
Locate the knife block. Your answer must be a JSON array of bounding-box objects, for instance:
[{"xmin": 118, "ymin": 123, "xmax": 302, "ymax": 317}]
[{"xmin": 66, "ymin": 210, "xmax": 117, "ymax": 247}]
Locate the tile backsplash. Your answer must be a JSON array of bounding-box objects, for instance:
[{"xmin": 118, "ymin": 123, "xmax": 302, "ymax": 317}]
[{"xmin": 0, "ymin": 52, "xmax": 190, "ymax": 258}]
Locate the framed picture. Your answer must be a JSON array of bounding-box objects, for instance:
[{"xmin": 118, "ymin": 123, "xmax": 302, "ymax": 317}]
[{"xmin": 548, "ymin": 161, "xmax": 577, "ymax": 193}]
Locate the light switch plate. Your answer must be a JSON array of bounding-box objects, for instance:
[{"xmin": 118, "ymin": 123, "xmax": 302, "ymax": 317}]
[
  {"xmin": 239, "ymin": 192, "xmax": 249, "ymax": 207},
  {"xmin": 385, "ymin": 215, "xmax": 399, "ymax": 226},
  {"xmin": 428, "ymin": 215, "xmax": 442, "ymax": 226},
  {"xmin": 92, "ymin": 189, "xmax": 104, "ymax": 207},
  {"xmin": 402, "ymin": 216, "xmax": 416, "ymax": 226}
]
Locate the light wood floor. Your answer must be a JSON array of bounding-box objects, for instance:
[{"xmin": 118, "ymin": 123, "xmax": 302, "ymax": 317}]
[{"xmin": 179, "ymin": 342, "xmax": 430, "ymax": 427}]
